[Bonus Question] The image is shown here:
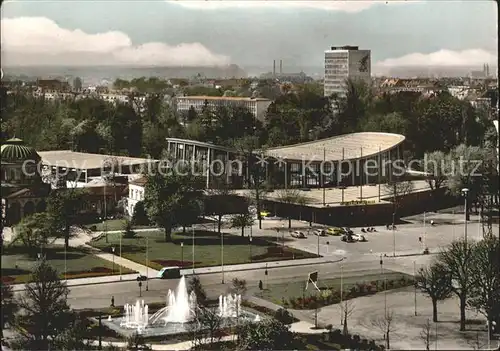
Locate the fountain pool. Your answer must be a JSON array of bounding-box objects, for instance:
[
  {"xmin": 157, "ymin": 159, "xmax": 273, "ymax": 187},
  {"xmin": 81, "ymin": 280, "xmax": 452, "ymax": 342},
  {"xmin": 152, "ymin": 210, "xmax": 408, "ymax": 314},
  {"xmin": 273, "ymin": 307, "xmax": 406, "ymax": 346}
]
[{"xmin": 102, "ymin": 276, "xmax": 261, "ymax": 337}]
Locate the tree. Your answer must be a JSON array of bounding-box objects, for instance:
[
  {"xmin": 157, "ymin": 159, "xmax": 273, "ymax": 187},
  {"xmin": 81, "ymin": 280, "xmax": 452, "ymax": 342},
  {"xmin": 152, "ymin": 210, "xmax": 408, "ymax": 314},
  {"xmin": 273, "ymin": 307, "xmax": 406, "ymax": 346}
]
[
  {"xmin": 230, "ymin": 212, "xmax": 255, "ymax": 237},
  {"xmin": 437, "ymin": 239, "xmax": 475, "ymax": 331},
  {"xmin": 122, "ymin": 219, "xmax": 136, "ymax": 238},
  {"xmin": 369, "ymin": 310, "xmax": 398, "ymax": 350},
  {"xmin": 189, "ymin": 306, "xmax": 224, "ymax": 349},
  {"xmin": 143, "ymin": 170, "xmax": 204, "ymax": 242},
  {"xmin": 384, "ymin": 180, "xmax": 414, "ymax": 222},
  {"xmin": 13, "ymin": 258, "xmax": 71, "ymax": 350},
  {"xmin": 205, "ymin": 177, "xmax": 236, "ymax": 235},
  {"xmin": 12, "ymin": 213, "xmax": 52, "ymax": 256},
  {"xmin": 468, "ymin": 236, "xmax": 500, "ymax": 337},
  {"xmin": 237, "ymin": 318, "xmax": 301, "ymax": 350},
  {"xmin": 233, "ymin": 135, "xmax": 267, "ymax": 229},
  {"xmin": 131, "ymin": 201, "xmax": 149, "ymax": 226},
  {"xmin": 230, "ymin": 278, "xmax": 247, "ymax": 296},
  {"xmin": 1, "ymin": 283, "xmax": 18, "ymax": 338},
  {"xmin": 188, "ymin": 276, "xmax": 207, "ymax": 306},
  {"xmin": 415, "ymin": 262, "xmax": 453, "ymax": 322},
  {"xmin": 341, "ymin": 300, "xmax": 356, "ymax": 336},
  {"xmin": 46, "ymin": 188, "xmax": 87, "ymax": 250},
  {"xmin": 422, "ymin": 150, "xmax": 451, "ymax": 191},
  {"xmin": 126, "ymin": 332, "xmax": 151, "ymax": 350},
  {"xmin": 419, "ymin": 319, "xmax": 434, "ymax": 351},
  {"xmin": 276, "ymin": 188, "xmax": 309, "ymax": 228}
]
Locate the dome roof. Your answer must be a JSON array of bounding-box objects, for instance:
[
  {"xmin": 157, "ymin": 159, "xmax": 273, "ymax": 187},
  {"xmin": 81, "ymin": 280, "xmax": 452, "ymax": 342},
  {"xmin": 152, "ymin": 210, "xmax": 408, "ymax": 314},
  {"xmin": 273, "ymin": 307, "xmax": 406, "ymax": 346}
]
[{"xmin": 1, "ymin": 138, "xmax": 41, "ymax": 163}]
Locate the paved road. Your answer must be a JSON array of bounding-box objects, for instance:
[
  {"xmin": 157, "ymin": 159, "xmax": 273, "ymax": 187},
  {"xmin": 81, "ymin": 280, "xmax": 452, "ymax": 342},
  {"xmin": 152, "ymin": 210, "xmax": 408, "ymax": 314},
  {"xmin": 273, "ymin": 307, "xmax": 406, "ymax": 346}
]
[{"xmin": 15, "ymin": 255, "xmax": 433, "ymax": 310}]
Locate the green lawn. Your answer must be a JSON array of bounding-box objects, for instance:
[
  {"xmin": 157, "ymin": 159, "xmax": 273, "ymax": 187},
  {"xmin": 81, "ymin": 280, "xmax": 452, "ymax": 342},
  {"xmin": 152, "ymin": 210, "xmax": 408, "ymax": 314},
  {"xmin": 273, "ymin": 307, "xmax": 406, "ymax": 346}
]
[
  {"xmin": 90, "ymin": 230, "xmax": 317, "ymax": 270},
  {"xmin": 83, "ymin": 218, "xmax": 154, "ymax": 232},
  {"xmin": 253, "ymin": 270, "xmax": 413, "ymax": 306},
  {"xmin": 1, "ymin": 245, "xmax": 135, "ymax": 284}
]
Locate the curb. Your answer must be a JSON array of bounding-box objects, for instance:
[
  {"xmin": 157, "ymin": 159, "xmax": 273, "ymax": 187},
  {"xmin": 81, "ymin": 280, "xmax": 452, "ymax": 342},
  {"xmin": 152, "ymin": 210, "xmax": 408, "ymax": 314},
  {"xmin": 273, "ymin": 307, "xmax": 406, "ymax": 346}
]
[
  {"xmin": 182, "ymin": 257, "xmax": 345, "ymax": 276},
  {"xmin": 12, "ymin": 258, "xmax": 344, "ymax": 291}
]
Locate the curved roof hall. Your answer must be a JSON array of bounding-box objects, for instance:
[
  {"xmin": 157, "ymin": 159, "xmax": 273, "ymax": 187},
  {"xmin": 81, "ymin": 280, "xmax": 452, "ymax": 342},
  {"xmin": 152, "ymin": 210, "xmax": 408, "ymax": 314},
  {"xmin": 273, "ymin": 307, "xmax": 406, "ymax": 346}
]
[{"xmin": 265, "ymin": 132, "xmax": 405, "ymax": 162}]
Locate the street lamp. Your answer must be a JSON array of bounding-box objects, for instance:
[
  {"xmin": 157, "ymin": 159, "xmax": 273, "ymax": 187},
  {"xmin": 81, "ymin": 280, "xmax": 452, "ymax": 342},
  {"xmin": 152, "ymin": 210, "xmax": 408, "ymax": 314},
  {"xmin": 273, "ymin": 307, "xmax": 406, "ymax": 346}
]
[
  {"xmin": 221, "ymin": 231, "xmax": 225, "ymax": 284},
  {"xmin": 317, "ymin": 229, "xmax": 320, "ymax": 257},
  {"xmin": 192, "ymin": 225, "xmax": 195, "ymax": 275},
  {"xmin": 145, "ymin": 237, "xmax": 149, "ymax": 291},
  {"xmin": 181, "ymin": 241, "xmax": 184, "ymax": 266},
  {"xmin": 111, "ymin": 246, "xmax": 115, "ymax": 274},
  {"xmin": 413, "ymin": 260, "xmax": 417, "ymax": 316},
  {"xmin": 392, "ymin": 212, "xmax": 396, "ymax": 257},
  {"xmin": 462, "ymin": 188, "xmax": 469, "ymax": 244},
  {"xmin": 380, "ymin": 254, "xmax": 387, "ymax": 317},
  {"xmin": 487, "ymin": 320, "xmax": 497, "ymax": 350},
  {"xmin": 249, "ymin": 236, "xmax": 253, "ymax": 262},
  {"xmin": 119, "ymin": 229, "xmax": 122, "ymax": 281},
  {"xmin": 340, "ymin": 264, "xmax": 344, "ymax": 325}
]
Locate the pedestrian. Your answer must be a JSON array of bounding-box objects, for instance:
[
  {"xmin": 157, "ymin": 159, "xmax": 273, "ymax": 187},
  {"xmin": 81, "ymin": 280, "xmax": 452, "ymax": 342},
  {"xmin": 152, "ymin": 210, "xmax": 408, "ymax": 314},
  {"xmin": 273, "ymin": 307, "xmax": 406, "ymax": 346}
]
[
  {"xmin": 111, "ymin": 295, "xmax": 115, "ymax": 307},
  {"xmin": 258, "ymin": 280, "xmax": 263, "ymax": 290}
]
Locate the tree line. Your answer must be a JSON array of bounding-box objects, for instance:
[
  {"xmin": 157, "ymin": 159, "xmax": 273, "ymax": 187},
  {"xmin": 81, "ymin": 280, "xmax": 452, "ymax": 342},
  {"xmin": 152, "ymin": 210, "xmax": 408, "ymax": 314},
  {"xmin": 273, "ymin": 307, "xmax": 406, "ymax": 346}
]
[{"xmin": 2, "ymin": 79, "xmax": 496, "ymax": 162}]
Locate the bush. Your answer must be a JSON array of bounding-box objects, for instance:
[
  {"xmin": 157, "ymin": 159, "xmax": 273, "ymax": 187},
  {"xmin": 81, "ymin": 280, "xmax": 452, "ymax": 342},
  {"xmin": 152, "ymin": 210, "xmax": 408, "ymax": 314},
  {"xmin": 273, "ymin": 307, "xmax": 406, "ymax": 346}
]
[
  {"xmin": 274, "ymin": 308, "xmax": 295, "ymax": 325},
  {"xmin": 131, "ymin": 201, "xmax": 149, "ymax": 226},
  {"xmin": 122, "ymin": 219, "xmax": 136, "ymax": 238}
]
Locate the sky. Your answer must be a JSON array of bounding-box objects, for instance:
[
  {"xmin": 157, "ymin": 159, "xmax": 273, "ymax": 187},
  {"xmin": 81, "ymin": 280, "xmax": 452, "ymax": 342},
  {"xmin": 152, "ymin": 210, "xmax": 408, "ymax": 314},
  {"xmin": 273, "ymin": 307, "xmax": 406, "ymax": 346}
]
[{"xmin": 1, "ymin": 0, "xmax": 497, "ymax": 73}]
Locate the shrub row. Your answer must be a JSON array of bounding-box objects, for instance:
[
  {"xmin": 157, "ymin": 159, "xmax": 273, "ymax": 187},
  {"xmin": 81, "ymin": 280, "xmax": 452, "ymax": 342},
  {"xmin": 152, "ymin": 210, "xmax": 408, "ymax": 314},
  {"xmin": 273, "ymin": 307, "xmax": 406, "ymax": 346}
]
[{"xmin": 283, "ymin": 277, "xmax": 413, "ymax": 310}]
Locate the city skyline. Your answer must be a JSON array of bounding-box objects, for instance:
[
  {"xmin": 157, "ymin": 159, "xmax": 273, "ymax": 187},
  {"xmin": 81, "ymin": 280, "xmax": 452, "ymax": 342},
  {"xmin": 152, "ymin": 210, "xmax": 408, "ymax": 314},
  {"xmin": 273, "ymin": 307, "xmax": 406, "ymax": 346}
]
[{"xmin": 1, "ymin": 0, "xmax": 497, "ymax": 74}]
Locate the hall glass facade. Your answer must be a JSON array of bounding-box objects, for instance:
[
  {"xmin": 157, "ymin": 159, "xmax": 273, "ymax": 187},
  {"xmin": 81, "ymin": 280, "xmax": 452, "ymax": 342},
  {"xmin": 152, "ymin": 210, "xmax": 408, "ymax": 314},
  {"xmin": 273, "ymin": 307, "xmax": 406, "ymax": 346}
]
[{"xmin": 166, "ymin": 138, "xmax": 403, "ymax": 190}]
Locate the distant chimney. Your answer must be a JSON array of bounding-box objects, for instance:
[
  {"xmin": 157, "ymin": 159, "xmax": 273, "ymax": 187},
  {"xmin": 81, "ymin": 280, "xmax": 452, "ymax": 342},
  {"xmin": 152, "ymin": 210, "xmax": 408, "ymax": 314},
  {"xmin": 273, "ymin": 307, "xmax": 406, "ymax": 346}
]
[
  {"xmin": 280, "ymin": 60, "xmax": 283, "ymax": 75},
  {"xmin": 273, "ymin": 60, "xmax": 276, "ymax": 76}
]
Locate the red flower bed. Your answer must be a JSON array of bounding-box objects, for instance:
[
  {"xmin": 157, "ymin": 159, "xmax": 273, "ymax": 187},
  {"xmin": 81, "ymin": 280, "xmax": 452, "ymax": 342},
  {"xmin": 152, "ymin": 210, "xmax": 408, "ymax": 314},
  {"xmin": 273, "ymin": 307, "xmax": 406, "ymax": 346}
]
[
  {"xmin": 152, "ymin": 259, "xmax": 200, "ymax": 268},
  {"xmin": 65, "ymin": 266, "xmax": 112, "ymax": 276},
  {"xmin": 1, "ymin": 276, "xmax": 15, "ymax": 284}
]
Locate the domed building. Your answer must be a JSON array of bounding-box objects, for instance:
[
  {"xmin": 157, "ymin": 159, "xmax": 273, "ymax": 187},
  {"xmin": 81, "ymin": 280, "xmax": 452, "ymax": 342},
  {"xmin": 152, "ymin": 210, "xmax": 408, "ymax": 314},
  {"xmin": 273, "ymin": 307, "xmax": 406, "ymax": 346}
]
[{"xmin": 1, "ymin": 137, "xmax": 50, "ymax": 225}]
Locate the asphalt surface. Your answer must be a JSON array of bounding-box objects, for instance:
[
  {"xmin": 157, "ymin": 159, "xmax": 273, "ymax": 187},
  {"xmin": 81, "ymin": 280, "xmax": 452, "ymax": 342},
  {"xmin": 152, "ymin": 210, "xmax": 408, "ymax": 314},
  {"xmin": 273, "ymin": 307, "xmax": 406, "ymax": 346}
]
[{"xmin": 22, "ymin": 255, "xmax": 432, "ymax": 310}]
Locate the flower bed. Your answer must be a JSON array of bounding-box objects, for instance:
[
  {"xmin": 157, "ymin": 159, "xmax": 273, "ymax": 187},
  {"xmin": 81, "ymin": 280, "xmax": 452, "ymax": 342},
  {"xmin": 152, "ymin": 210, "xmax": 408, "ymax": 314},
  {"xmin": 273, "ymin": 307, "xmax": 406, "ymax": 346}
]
[
  {"xmin": 151, "ymin": 259, "xmax": 201, "ymax": 268},
  {"xmin": 1, "ymin": 276, "xmax": 15, "ymax": 284},
  {"xmin": 251, "ymin": 246, "xmax": 313, "ymax": 261},
  {"xmin": 284, "ymin": 277, "xmax": 413, "ymax": 310}
]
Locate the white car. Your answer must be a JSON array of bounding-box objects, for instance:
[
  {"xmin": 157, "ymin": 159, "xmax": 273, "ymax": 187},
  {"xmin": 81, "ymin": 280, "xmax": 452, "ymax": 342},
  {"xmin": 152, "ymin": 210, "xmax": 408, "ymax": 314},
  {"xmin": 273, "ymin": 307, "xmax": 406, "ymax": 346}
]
[
  {"xmin": 352, "ymin": 234, "xmax": 367, "ymax": 242},
  {"xmin": 291, "ymin": 231, "xmax": 306, "ymax": 238}
]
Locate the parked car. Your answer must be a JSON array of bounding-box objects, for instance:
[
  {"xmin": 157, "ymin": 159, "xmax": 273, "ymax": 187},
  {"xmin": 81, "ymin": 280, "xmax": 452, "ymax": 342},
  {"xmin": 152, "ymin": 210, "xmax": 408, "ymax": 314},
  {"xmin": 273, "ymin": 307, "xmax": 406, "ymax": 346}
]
[
  {"xmin": 260, "ymin": 210, "xmax": 272, "ymax": 218},
  {"xmin": 326, "ymin": 227, "xmax": 345, "ymax": 236},
  {"xmin": 291, "ymin": 231, "xmax": 306, "ymax": 238},
  {"xmin": 341, "ymin": 234, "xmax": 357, "ymax": 243},
  {"xmin": 342, "ymin": 227, "xmax": 354, "ymax": 235},
  {"xmin": 157, "ymin": 266, "xmax": 181, "ymax": 279},
  {"xmin": 313, "ymin": 229, "xmax": 327, "ymax": 236},
  {"xmin": 352, "ymin": 234, "xmax": 367, "ymax": 242}
]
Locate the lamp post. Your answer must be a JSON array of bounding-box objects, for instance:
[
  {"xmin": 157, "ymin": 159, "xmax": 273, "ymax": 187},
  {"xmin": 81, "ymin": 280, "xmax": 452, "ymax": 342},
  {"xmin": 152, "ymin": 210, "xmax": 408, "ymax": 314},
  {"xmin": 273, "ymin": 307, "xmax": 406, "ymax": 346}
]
[
  {"xmin": 462, "ymin": 188, "xmax": 469, "ymax": 244},
  {"xmin": 413, "ymin": 260, "xmax": 417, "ymax": 316},
  {"xmin": 392, "ymin": 212, "xmax": 396, "ymax": 257},
  {"xmin": 221, "ymin": 230, "xmax": 225, "ymax": 284},
  {"xmin": 192, "ymin": 225, "xmax": 195, "ymax": 274},
  {"xmin": 317, "ymin": 229, "xmax": 320, "ymax": 257},
  {"xmin": 380, "ymin": 254, "xmax": 387, "ymax": 317},
  {"xmin": 249, "ymin": 236, "xmax": 253, "ymax": 262},
  {"xmin": 340, "ymin": 264, "xmax": 344, "ymax": 325},
  {"xmin": 181, "ymin": 241, "xmax": 184, "ymax": 266},
  {"xmin": 145, "ymin": 237, "xmax": 149, "ymax": 291},
  {"xmin": 64, "ymin": 241, "xmax": 67, "ymax": 282},
  {"xmin": 111, "ymin": 246, "xmax": 115, "ymax": 274},
  {"xmin": 119, "ymin": 230, "xmax": 122, "ymax": 280}
]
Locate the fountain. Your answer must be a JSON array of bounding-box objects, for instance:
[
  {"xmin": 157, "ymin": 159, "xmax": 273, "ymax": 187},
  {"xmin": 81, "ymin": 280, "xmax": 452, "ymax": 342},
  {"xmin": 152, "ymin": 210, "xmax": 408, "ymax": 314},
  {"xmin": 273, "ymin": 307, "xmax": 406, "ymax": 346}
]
[{"xmin": 103, "ymin": 275, "xmax": 261, "ymax": 337}]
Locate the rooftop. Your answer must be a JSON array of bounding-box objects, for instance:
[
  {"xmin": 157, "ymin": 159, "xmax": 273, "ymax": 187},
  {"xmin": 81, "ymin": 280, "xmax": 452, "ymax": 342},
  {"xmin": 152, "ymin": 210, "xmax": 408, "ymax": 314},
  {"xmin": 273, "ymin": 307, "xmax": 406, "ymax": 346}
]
[
  {"xmin": 38, "ymin": 150, "xmax": 157, "ymax": 170},
  {"xmin": 176, "ymin": 96, "xmax": 271, "ymax": 102},
  {"xmin": 265, "ymin": 132, "xmax": 405, "ymax": 161}
]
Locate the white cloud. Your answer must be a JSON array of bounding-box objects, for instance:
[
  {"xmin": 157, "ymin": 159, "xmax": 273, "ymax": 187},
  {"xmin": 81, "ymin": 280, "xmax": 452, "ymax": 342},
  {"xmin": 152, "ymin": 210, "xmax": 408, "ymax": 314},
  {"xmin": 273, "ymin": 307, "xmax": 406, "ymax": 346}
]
[
  {"xmin": 1, "ymin": 17, "xmax": 231, "ymax": 66},
  {"xmin": 167, "ymin": 0, "xmax": 381, "ymax": 12},
  {"xmin": 376, "ymin": 49, "xmax": 498, "ymax": 68}
]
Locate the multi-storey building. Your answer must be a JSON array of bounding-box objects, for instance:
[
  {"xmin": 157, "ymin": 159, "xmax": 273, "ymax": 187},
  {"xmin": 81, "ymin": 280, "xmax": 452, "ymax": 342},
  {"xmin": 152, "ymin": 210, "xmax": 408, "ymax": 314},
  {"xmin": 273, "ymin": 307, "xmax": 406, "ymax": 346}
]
[
  {"xmin": 324, "ymin": 46, "xmax": 371, "ymax": 97},
  {"xmin": 175, "ymin": 96, "xmax": 272, "ymax": 121}
]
